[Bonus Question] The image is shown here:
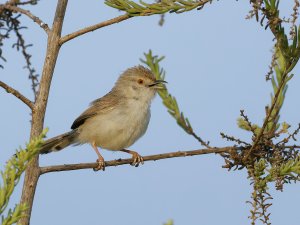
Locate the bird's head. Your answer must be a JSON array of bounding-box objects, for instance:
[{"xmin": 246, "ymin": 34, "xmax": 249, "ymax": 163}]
[{"xmin": 114, "ymin": 65, "xmax": 167, "ymax": 102}]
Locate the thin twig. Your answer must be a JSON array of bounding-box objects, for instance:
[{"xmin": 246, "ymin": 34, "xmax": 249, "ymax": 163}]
[
  {"xmin": 220, "ymin": 132, "xmax": 250, "ymax": 146},
  {"xmin": 40, "ymin": 146, "xmax": 235, "ymax": 174},
  {"xmin": 285, "ymin": 145, "xmax": 300, "ymax": 149},
  {"xmin": 190, "ymin": 132, "xmax": 211, "ymax": 148},
  {"xmin": 0, "ymin": 0, "xmax": 19, "ymax": 14},
  {"xmin": 247, "ymin": 71, "xmax": 289, "ymax": 157},
  {"xmin": 240, "ymin": 110, "xmax": 257, "ymax": 137},
  {"xmin": 0, "ymin": 80, "xmax": 34, "ymax": 109},
  {"xmin": 16, "ymin": 1, "xmax": 39, "ymax": 5},
  {"xmin": 2, "ymin": 4, "xmax": 50, "ymax": 34},
  {"xmin": 59, "ymin": 14, "xmax": 131, "ymax": 45}
]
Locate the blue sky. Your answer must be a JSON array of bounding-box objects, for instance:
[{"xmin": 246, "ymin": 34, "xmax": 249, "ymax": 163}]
[{"xmin": 1, "ymin": 1, "xmax": 300, "ymax": 225}]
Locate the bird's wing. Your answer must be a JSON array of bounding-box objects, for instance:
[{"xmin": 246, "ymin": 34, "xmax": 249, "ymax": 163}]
[{"xmin": 71, "ymin": 91, "xmax": 121, "ymax": 129}]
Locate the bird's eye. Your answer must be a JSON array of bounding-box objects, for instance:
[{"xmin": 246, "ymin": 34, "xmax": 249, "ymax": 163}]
[{"xmin": 137, "ymin": 79, "xmax": 144, "ymax": 85}]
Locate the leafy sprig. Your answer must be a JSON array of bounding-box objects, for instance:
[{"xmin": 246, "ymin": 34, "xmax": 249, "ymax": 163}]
[
  {"xmin": 105, "ymin": 0, "xmax": 211, "ymax": 16},
  {"xmin": 141, "ymin": 50, "xmax": 210, "ymax": 148},
  {"xmin": 0, "ymin": 129, "xmax": 47, "ymax": 225}
]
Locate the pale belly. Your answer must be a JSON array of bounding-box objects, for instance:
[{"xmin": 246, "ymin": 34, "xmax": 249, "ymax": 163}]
[{"xmin": 77, "ymin": 105, "xmax": 150, "ymax": 150}]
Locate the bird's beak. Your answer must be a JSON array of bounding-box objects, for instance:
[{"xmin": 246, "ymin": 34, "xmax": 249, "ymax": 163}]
[{"xmin": 148, "ymin": 80, "xmax": 167, "ymax": 89}]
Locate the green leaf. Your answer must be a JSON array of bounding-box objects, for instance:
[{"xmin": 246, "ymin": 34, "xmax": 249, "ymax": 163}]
[{"xmin": 0, "ymin": 129, "xmax": 47, "ymax": 223}]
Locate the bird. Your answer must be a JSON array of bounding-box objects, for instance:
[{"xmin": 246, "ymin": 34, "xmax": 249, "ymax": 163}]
[{"xmin": 40, "ymin": 65, "xmax": 166, "ymax": 171}]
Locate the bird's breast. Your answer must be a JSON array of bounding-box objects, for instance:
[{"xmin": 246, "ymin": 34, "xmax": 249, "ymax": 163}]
[{"xmin": 77, "ymin": 99, "xmax": 151, "ymax": 150}]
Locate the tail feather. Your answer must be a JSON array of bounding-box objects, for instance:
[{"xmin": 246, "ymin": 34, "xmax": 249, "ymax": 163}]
[{"xmin": 40, "ymin": 130, "xmax": 78, "ymax": 154}]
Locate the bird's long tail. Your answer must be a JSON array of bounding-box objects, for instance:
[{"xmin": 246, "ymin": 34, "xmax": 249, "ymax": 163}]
[{"xmin": 40, "ymin": 130, "xmax": 79, "ymax": 154}]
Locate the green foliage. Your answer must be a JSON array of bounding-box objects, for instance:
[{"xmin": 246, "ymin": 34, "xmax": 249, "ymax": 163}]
[
  {"xmin": 237, "ymin": 118, "xmax": 261, "ymax": 135},
  {"xmin": 141, "ymin": 50, "xmax": 192, "ymax": 133},
  {"xmin": 138, "ymin": 2, "xmax": 300, "ymax": 224},
  {"xmin": 163, "ymin": 219, "xmax": 174, "ymax": 225},
  {"xmin": 269, "ymin": 156, "xmax": 300, "ymax": 180},
  {"xmin": 266, "ymin": 48, "xmax": 289, "ymax": 133},
  {"xmin": 237, "ymin": 47, "xmax": 291, "ymax": 135},
  {"xmin": 224, "ymin": 1, "xmax": 300, "ymax": 224},
  {"xmin": 247, "ymin": 156, "xmax": 300, "ymax": 225},
  {"xmin": 248, "ymin": 160, "xmax": 272, "ymax": 225},
  {"xmin": 239, "ymin": 1, "xmax": 300, "ymax": 137},
  {"xmin": 105, "ymin": 0, "xmax": 209, "ymax": 16},
  {"xmin": 264, "ymin": 0, "xmax": 300, "ymax": 72},
  {"xmin": 1, "ymin": 204, "xmax": 28, "ymax": 225},
  {"xmin": 262, "ymin": 2, "xmax": 300, "ymax": 135},
  {"xmin": 0, "ymin": 129, "xmax": 47, "ymax": 225},
  {"xmin": 141, "ymin": 50, "xmax": 209, "ymax": 147}
]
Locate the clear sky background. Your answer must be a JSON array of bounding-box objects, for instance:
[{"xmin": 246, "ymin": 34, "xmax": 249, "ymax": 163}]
[{"xmin": 1, "ymin": 1, "xmax": 300, "ymax": 225}]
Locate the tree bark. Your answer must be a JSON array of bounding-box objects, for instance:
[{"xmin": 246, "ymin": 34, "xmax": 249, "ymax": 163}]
[{"xmin": 18, "ymin": 1, "xmax": 69, "ymax": 224}]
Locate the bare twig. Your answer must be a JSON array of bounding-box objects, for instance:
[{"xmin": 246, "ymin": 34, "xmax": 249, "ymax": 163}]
[
  {"xmin": 190, "ymin": 131, "xmax": 211, "ymax": 148},
  {"xmin": 0, "ymin": 80, "xmax": 34, "ymax": 109},
  {"xmin": 0, "ymin": 4, "xmax": 41, "ymax": 97},
  {"xmin": 1, "ymin": 5, "xmax": 50, "ymax": 34},
  {"xmin": 285, "ymin": 145, "xmax": 300, "ymax": 149},
  {"xmin": 16, "ymin": 1, "xmax": 39, "ymax": 5},
  {"xmin": 0, "ymin": 0, "xmax": 37, "ymax": 16},
  {"xmin": 240, "ymin": 110, "xmax": 258, "ymax": 137},
  {"xmin": 11, "ymin": 17, "xmax": 40, "ymax": 98},
  {"xmin": 40, "ymin": 147, "xmax": 235, "ymax": 174},
  {"xmin": 220, "ymin": 132, "xmax": 250, "ymax": 146},
  {"xmin": 59, "ymin": 14, "xmax": 130, "ymax": 45}
]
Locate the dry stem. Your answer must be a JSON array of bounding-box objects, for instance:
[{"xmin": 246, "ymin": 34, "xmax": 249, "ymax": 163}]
[
  {"xmin": 1, "ymin": 4, "xmax": 50, "ymax": 34},
  {"xmin": 0, "ymin": 81, "xmax": 34, "ymax": 109},
  {"xmin": 59, "ymin": 14, "xmax": 130, "ymax": 44}
]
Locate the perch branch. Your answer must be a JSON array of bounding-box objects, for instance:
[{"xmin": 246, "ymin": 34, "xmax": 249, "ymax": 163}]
[
  {"xmin": 40, "ymin": 146, "xmax": 237, "ymax": 174},
  {"xmin": 59, "ymin": 14, "xmax": 130, "ymax": 45},
  {"xmin": 0, "ymin": 81, "xmax": 34, "ymax": 109},
  {"xmin": 1, "ymin": 5, "xmax": 50, "ymax": 34}
]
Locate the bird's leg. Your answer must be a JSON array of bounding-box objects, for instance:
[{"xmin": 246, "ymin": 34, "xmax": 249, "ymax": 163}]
[
  {"xmin": 120, "ymin": 149, "xmax": 144, "ymax": 167},
  {"xmin": 91, "ymin": 141, "xmax": 105, "ymax": 171}
]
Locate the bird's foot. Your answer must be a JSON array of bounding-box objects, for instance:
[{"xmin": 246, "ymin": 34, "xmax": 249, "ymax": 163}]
[
  {"xmin": 93, "ymin": 158, "xmax": 105, "ymax": 171},
  {"xmin": 120, "ymin": 149, "xmax": 144, "ymax": 167},
  {"xmin": 130, "ymin": 151, "xmax": 144, "ymax": 167}
]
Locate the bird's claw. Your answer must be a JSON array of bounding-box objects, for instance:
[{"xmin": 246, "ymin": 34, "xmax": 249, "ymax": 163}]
[
  {"xmin": 93, "ymin": 158, "xmax": 105, "ymax": 171},
  {"xmin": 130, "ymin": 152, "xmax": 144, "ymax": 167}
]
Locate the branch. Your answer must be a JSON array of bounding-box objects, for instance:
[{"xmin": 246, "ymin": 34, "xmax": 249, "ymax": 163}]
[
  {"xmin": 0, "ymin": 5, "xmax": 50, "ymax": 34},
  {"xmin": 19, "ymin": 1, "xmax": 69, "ymax": 225},
  {"xmin": 40, "ymin": 146, "xmax": 236, "ymax": 174},
  {"xmin": 248, "ymin": 70, "xmax": 289, "ymax": 156},
  {"xmin": 0, "ymin": 0, "xmax": 18, "ymax": 14},
  {"xmin": 59, "ymin": 14, "xmax": 130, "ymax": 45},
  {"xmin": 0, "ymin": 81, "xmax": 34, "ymax": 109}
]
